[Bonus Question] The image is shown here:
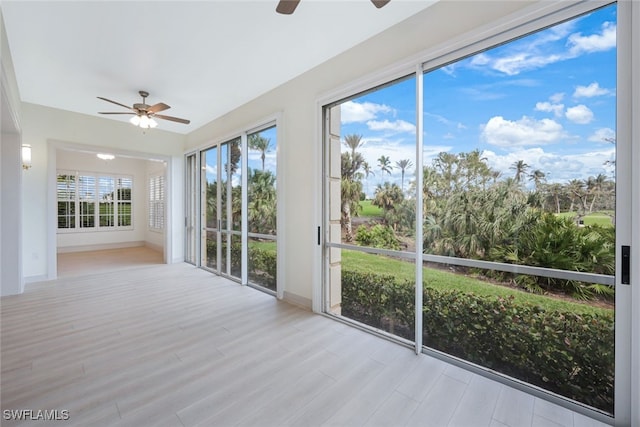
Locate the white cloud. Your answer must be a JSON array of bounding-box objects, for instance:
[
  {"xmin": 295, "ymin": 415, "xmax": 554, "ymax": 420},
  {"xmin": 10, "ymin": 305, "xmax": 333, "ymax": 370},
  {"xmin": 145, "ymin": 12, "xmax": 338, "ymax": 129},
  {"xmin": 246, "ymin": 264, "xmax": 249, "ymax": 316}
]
[
  {"xmin": 425, "ymin": 112, "xmax": 467, "ymax": 129},
  {"xmin": 367, "ymin": 119, "xmax": 416, "ymax": 134},
  {"xmin": 492, "ymin": 52, "xmax": 564, "ymax": 76},
  {"xmin": 535, "ymin": 101, "xmax": 564, "ymax": 118},
  {"xmin": 573, "ymin": 82, "xmax": 611, "ymax": 98},
  {"xmin": 481, "ymin": 116, "xmax": 566, "ymax": 148},
  {"xmin": 482, "ymin": 146, "xmax": 615, "ymax": 184},
  {"xmin": 441, "ymin": 64, "xmax": 457, "ymax": 76},
  {"xmin": 588, "ymin": 127, "xmax": 615, "ymax": 142},
  {"xmin": 443, "ymin": 133, "xmax": 455, "ymax": 140},
  {"xmin": 469, "ymin": 22, "xmax": 616, "ymax": 76},
  {"xmin": 568, "ymin": 22, "xmax": 617, "ymax": 55},
  {"xmin": 549, "ymin": 92, "xmax": 565, "ymax": 103},
  {"xmin": 565, "ymin": 104, "xmax": 594, "ymax": 124},
  {"xmin": 470, "ymin": 53, "xmax": 491, "ymax": 66},
  {"xmin": 341, "ymin": 100, "xmax": 392, "ymax": 124}
]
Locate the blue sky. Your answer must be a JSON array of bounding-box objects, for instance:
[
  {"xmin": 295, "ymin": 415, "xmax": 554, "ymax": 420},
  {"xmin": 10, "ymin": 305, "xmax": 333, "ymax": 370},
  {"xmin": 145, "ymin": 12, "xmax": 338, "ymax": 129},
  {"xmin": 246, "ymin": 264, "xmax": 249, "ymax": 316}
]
[{"xmin": 340, "ymin": 4, "xmax": 617, "ymax": 195}]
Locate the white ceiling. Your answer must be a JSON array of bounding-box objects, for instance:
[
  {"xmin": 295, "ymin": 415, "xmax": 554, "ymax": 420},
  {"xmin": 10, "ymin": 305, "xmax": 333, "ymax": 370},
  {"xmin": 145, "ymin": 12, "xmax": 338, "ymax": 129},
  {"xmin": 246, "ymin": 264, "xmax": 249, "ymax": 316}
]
[{"xmin": 2, "ymin": 0, "xmax": 434, "ymax": 134}]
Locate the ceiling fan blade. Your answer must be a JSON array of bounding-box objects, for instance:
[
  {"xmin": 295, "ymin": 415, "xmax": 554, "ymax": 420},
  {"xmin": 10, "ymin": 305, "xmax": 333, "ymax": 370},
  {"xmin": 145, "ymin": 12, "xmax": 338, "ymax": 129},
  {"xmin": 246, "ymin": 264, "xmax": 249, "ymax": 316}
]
[
  {"xmin": 371, "ymin": 0, "xmax": 390, "ymax": 8},
  {"xmin": 99, "ymin": 112, "xmax": 135, "ymax": 115},
  {"xmin": 154, "ymin": 114, "xmax": 191, "ymax": 125},
  {"xmin": 97, "ymin": 96, "xmax": 134, "ymax": 111},
  {"xmin": 148, "ymin": 102, "xmax": 170, "ymax": 114},
  {"xmin": 276, "ymin": 0, "xmax": 300, "ymax": 14}
]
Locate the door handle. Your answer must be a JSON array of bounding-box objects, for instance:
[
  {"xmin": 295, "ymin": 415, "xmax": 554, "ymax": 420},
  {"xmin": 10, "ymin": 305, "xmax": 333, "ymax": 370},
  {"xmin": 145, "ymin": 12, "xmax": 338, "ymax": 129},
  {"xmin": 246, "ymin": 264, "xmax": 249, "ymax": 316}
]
[{"xmin": 621, "ymin": 245, "xmax": 630, "ymax": 285}]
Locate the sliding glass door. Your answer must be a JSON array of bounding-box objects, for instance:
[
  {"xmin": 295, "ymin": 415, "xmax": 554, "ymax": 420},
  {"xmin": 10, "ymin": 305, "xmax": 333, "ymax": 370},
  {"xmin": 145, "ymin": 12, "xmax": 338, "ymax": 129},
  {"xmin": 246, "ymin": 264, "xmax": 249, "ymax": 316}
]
[
  {"xmin": 185, "ymin": 153, "xmax": 197, "ymax": 265},
  {"xmin": 323, "ymin": 2, "xmax": 628, "ymax": 421},
  {"xmin": 186, "ymin": 121, "xmax": 279, "ymax": 293},
  {"xmin": 201, "ymin": 139, "xmax": 242, "ymax": 280}
]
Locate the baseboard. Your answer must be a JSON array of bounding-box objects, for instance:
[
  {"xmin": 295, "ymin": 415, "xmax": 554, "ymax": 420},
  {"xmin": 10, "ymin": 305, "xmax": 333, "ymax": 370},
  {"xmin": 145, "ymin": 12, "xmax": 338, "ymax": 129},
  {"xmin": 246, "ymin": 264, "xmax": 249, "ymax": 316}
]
[
  {"xmin": 144, "ymin": 241, "xmax": 164, "ymax": 253},
  {"xmin": 24, "ymin": 274, "xmax": 49, "ymax": 284},
  {"xmin": 57, "ymin": 241, "xmax": 145, "ymax": 254},
  {"xmin": 282, "ymin": 291, "xmax": 312, "ymax": 311}
]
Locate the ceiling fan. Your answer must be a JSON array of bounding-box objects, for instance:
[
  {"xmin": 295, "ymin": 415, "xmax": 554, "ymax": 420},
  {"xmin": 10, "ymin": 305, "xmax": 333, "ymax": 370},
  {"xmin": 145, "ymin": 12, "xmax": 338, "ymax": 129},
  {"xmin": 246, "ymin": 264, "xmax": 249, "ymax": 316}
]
[
  {"xmin": 97, "ymin": 90, "xmax": 190, "ymax": 128},
  {"xmin": 276, "ymin": 0, "xmax": 390, "ymax": 15}
]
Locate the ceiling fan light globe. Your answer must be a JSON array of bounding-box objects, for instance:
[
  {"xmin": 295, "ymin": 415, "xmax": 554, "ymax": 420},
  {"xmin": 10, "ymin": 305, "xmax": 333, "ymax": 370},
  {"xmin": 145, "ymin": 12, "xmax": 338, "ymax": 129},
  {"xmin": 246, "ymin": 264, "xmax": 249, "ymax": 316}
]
[
  {"xmin": 139, "ymin": 115, "xmax": 151, "ymax": 128},
  {"xmin": 149, "ymin": 118, "xmax": 158, "ymax": 128},
  {"xmin": 130, "ymin": 115, "xmax": 141, "ymax": 126}
]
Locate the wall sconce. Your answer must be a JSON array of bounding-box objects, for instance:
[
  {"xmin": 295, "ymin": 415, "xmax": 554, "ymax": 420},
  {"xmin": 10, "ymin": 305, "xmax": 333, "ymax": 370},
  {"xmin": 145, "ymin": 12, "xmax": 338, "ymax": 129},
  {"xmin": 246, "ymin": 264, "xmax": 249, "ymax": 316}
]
[{"xmin": 21, "ymin": 144, "xmax": 32, "ymax": 170}]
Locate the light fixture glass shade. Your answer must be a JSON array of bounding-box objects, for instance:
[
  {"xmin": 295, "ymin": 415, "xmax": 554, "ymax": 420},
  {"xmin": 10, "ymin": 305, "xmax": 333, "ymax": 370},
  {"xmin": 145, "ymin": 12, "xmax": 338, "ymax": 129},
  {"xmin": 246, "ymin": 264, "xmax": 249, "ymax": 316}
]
[
  {"xmin": 139, "ymin": 115, "xmax": 151, "ymax": 129},
  {"xmin": 129, "ymin": 113, "xmax": 157, "ymax": 129},
  {"xmin": 130, "ymin": 115, "xmax": 141, "ymax": 126},
  {"xmin": 97, "ymin": 153, "xmax": 115, "ymax": 161},
  {"xmin": 21, "ymin": 144, "xmax": 32, "ymax": 170}
]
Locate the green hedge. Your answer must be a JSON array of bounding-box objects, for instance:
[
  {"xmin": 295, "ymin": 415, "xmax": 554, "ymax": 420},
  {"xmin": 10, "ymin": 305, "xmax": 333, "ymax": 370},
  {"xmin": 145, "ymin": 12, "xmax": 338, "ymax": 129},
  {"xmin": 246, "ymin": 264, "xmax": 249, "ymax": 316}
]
[
  {"xmin": 248, "ymin": 246, "xmax": 277, "ymax": 290},
  {"xmin": 205, "ymin": 241, "xmax": 277, "ymax": 290},
  {"xmin": 341, "ymin": 269, "xmax": 614, "ymax": 413}
]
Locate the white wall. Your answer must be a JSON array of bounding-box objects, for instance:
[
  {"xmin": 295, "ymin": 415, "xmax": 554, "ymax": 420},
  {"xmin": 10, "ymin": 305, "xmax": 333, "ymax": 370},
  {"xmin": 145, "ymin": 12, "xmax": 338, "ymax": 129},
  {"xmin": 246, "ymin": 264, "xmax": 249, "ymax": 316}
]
[
  {"xmin": 1, "ymin": 8, "xmax": 23, "ymax": 296},
  {"xmin": 185, "ymin": 0, "xmax": 533, "ymax": 305},
  {"xmin": 21, "ymin": 103, "xmax": 184, "ymax": 280}
]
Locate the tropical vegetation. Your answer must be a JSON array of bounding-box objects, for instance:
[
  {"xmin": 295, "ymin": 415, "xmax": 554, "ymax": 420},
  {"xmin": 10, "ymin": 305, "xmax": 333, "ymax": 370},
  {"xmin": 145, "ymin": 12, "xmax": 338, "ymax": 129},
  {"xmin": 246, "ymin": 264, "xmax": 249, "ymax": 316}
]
[{"xmin": 340, "ymin": 133, "xmax": 615, "ymax": 301}]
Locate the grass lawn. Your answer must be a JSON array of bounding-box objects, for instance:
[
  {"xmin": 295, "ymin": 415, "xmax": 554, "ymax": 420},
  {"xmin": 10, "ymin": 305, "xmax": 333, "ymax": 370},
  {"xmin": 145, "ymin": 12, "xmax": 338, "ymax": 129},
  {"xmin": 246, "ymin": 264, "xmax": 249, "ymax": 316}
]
[
  {"xmin": 358, "ymin": 200, "xmax": 383, "ymax": 217},
  {"xmin": 248, "ymin": 240, "xmax": 612, "ymax": 316},
  {"xmin": 341, "ymin": 249, "xmax": 612, "ymax": 316},
  {"xmin": 249, "ymin": 239, "xmax": 277, "ymax": 254},
  {"xmin": 556, "ymin": 211, "xmax": 614, "ymax": 227}
]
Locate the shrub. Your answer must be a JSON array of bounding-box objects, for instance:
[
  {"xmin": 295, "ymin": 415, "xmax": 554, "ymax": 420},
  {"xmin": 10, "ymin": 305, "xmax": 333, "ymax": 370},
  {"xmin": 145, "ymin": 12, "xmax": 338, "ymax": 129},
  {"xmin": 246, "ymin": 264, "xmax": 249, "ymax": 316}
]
[
  {"xmin": 341, "ymin": 269, "xmax": 614, "ymax": 413},
  {"xmin": 249, "ymin": 245, "xmax": 277, "ymax": 290},
  {"xmin": 205, "ymin": 241, "xmax": 276, "ymax": 290},
  {"xmin": 355, "ymin": 224, "xmax": 400, "ymax": 250},
  {"xmin": 341, "ymin": 270, "xmax": 414, "ymax": 338},
  {"xmin": 491, "ymin": 214, "xmax": 615, "ymax": 300}
]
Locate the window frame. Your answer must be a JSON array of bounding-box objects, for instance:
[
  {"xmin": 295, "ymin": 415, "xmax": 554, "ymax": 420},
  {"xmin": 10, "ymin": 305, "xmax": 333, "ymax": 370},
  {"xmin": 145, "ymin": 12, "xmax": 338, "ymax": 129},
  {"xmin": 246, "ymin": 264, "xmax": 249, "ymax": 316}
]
[
  {"xmin": 148, "ymin": 173, "xmax": 165, "ymax": 232},
  {"xmin": 56, "ymin": 170, "xmax": 134, "ymax": 233}
]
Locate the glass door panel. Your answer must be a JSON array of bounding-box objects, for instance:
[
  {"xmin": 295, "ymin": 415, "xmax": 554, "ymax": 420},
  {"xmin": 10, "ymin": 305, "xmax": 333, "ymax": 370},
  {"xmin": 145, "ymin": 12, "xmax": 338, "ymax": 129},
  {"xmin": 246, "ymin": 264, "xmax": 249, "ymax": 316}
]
[
  {"xmin": 202, "ymin": 146, "xmax": 219, "ymax": 272},
  {"xmin": 220, "ymin": 138, "xmax": 242, "ymax": 280},
  {"xmin": 247, "ymin": 126, "xmax": 278, "ymax": 291},
  {"xmin": 190, "ymin": 124, "xmax": 279, "ymax": 294},
  {"xmin": 324, "ymin": 75, "xmax": 417, "ymax": 341},
  {"xmin": 421, "ymin": 4, "xmax": 616, "ymax": 414},
  {"xmin": 201, "ymin": 139, "xmax": 242, "ymax": 280},
  {"xmin": 185, "ymin": 153, "xmax": 197, "ymax": 265}
]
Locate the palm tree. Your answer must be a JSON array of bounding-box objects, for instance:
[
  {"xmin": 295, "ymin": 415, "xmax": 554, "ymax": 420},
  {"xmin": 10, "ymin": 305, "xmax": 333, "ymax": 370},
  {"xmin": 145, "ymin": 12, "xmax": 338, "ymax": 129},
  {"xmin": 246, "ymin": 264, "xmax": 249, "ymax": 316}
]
[
  {"xmin": 343, "ymin": 134, "xmax": 364, "ymax": 159},
  {"xmin": 340, "ymin": 151, "xmax": 365, "ymax": 242},
  {"xmin": 341, "ymin": 177, "xmax": 362, "ymax": 241},
  {"xmin": 373, "ymin": 182, "xmax": 404, "ymax": 212},
  {"xmin": 510, "ymin": 160, "xmax": 530, "ymax": 183},
  {"xmin": 567, "ymin": 179, "xmax": 587, "ymax": 213},
  {"xmin": 395, "ymin": 159, "xmax": 413, "ymax": 192},
  {"xmin": 547, "ymin": 183, "xmax": 563, "ymax": 214},
  {"xmin": 362, "ymin": 161, "xmax": 374, "ymax": 197},
  {"xmin": 528, "ymin": 169, "xmax": 546, "ymax": 190},
  {"xmin": 373, "ymin": 182, "xmax": 404, "ymax": 229},
  {"xmin": 248, "ymin": 169, "xmax": 276, "ymax": 234},
  {"xmin": 377, "ymin": 155, "xmax": 393, "ymax": 183},
  {"xmin": 587, "ymin": 173, "xmax": 609, "ymax": 213},
  {"xmin": 248, "ymin": 134, "xmax": 272, "ymax": 171}
]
